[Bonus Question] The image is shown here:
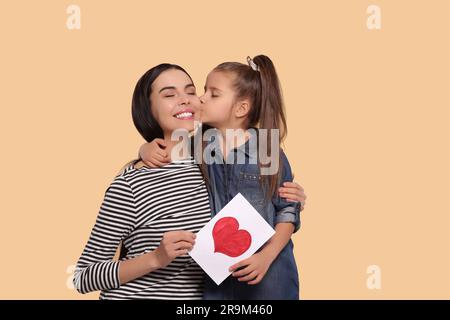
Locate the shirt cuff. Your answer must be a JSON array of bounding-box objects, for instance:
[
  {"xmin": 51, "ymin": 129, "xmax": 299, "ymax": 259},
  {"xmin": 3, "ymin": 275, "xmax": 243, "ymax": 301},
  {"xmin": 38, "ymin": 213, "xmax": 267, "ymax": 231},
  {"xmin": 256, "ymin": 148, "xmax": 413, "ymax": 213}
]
[
  {"xmin": 74, "ymin": 260, "xmax": 121, "ymax": 294},
  {"xmin": 275, "ymin": 206, "xmax": 301, "ymax": 233}
]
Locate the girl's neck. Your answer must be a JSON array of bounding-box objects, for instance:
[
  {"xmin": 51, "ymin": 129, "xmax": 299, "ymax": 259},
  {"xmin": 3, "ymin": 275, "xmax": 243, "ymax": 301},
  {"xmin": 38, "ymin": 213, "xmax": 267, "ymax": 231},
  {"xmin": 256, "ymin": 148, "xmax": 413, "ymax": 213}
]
[{"xmin": 215, "ymin": 125, "xmax": 250, "ymax": 161}]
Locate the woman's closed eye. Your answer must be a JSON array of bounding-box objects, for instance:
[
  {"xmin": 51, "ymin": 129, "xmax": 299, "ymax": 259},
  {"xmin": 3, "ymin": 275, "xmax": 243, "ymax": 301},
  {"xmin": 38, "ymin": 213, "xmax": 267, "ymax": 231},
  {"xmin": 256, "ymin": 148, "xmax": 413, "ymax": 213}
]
[{"xmin": 163, "ymin": 90, "xmax": 176, "ymax": 98}]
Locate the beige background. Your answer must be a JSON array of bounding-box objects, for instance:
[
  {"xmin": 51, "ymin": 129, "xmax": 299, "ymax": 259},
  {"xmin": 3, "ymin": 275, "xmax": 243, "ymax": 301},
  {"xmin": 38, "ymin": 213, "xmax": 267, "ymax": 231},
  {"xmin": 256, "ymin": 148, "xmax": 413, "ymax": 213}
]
[{"xmin": 0, "ymin": 0, "xmax": 449, "ymax": 299}]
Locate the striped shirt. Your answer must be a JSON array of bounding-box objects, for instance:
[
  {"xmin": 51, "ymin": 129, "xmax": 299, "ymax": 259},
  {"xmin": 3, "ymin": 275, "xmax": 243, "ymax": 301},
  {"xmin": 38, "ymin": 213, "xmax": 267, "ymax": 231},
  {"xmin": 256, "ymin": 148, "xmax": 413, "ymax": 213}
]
[{"xmin": 73, "ymin": 158, "xmax": 211, "ymax": 300}]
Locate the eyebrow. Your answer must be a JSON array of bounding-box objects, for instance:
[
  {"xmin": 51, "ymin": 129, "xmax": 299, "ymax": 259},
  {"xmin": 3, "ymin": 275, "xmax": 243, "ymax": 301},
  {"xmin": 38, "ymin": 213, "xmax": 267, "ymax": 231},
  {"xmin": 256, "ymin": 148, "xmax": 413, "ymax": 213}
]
[
  {"xmin": 203, "ymin": 86, "xmax": 223, "ymax": 92},
  {"xmin": 159, "ymin": 83, "xmax": 195, "ymax": 94}
]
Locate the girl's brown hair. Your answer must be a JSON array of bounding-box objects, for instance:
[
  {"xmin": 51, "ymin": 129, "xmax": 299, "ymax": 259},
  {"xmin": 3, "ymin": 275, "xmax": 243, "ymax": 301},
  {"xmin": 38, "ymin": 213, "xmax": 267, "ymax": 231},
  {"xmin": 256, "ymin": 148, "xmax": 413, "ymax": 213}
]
[{"xmin": 212, "ymin": 55, "xmax": 288, "ymax": 200}]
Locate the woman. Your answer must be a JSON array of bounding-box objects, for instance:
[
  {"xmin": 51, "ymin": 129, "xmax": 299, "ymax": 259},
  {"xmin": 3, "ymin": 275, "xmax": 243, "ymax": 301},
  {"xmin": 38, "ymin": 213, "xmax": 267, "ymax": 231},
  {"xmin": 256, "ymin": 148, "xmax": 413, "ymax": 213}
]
[{"xmin": 73, "ymin": 63, "xmax": 305, "ymax": 299}]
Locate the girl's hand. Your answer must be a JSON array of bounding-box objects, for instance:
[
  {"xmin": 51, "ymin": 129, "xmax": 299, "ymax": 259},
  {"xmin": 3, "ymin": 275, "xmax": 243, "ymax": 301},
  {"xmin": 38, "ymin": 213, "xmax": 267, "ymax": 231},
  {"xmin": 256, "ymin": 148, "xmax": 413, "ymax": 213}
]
[
  {"xmin": 278, "ymin": 181, "xmax": 307, "ymax": 211},
  {"xmin": 154, "ymin": 231, "xmax": 196, "ymax": 269},
  {"xmin": 139, "ymin": 139, "xmax": 170, "ymax": 168},
  {"xmin": 229, "ymin": 251, "xmax": 274, "ymax": 285}
]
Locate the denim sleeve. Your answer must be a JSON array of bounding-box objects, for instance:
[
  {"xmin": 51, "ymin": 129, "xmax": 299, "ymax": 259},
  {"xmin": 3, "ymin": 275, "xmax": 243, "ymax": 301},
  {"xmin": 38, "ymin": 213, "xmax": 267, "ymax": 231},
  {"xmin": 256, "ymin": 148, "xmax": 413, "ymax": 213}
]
[{"xmin": 273, "ymin": 150, "xmax": 301, "ymax": 233}]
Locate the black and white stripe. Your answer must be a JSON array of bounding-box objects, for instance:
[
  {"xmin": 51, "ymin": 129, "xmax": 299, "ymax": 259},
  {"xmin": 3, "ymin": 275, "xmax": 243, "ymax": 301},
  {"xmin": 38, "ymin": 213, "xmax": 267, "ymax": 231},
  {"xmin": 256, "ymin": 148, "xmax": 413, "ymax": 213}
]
[{"xmin": 73, "ymin": 158, "xmax": 211, "ymax": 300}]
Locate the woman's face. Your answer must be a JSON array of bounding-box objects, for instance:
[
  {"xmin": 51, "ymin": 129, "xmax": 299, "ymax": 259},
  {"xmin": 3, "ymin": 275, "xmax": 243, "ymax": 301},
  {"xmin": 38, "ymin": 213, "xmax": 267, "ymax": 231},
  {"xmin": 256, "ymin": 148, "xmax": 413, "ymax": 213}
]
[
  {"xmin": 199, "ymin": 71, "xmax": 236, "ymax": 128},
  {"xmin": 150, "ymin": 69, "xmax": 200, "ymax": 135}
]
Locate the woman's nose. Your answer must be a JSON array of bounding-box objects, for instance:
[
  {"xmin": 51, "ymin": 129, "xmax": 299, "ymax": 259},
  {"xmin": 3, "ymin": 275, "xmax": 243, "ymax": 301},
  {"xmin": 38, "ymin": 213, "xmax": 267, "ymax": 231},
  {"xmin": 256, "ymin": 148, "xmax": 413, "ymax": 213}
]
[
  {"xmin": 178, "ymin": 96, "xmax": 190, "ymax": 105},
  {"xmin": 199, "ymin": 95, "xmax": 206, "ymax": 104}
]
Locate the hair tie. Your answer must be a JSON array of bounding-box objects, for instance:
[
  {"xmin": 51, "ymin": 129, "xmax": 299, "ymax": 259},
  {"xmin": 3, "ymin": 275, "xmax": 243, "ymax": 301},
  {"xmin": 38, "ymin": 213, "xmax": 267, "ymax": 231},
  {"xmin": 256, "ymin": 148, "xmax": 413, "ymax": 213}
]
[{"xmin": 247, "ymin": 56, "xmax": 260, "ymax": 72}]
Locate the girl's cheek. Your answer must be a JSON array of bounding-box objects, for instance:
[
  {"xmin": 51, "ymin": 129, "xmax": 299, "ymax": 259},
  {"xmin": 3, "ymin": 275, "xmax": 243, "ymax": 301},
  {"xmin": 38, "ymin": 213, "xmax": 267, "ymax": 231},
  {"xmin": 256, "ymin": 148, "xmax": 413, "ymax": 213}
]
[
  {"xmin": 201, "ymin": 104, "xmax": 212, "ymax": 116},
  {"xmin": 201, "ymin": 111, "xmax": 210, "ymax": 122}
]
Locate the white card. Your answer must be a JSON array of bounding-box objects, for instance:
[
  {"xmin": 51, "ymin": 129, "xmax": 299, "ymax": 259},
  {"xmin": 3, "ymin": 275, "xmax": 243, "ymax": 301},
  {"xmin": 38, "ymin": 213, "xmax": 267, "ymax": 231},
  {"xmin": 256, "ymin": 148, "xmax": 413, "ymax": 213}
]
[{"xmin": 189, "ymin": 193, "xmax": 275, "ymax": 285}]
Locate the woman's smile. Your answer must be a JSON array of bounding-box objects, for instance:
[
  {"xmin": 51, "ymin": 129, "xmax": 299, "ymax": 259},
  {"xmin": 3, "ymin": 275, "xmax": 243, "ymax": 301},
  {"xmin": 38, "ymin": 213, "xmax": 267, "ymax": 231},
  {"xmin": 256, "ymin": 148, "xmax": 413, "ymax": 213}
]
[{"xmin": 173, "ymin": 108, "xmax": 195, "ymax": 120}]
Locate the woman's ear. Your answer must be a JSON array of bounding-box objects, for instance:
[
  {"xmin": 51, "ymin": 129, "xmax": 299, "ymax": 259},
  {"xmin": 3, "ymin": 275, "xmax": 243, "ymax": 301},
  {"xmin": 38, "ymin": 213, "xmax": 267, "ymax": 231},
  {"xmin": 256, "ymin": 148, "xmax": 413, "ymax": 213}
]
[{"xmin": 234, "ymin": 99, "xmax": 251, "ymax": 119}]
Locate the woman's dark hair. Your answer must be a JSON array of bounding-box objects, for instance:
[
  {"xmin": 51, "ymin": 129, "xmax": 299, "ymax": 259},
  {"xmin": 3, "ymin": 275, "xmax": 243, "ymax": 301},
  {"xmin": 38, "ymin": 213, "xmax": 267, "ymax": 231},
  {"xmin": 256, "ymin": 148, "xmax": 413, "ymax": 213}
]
[{"xmin": 212, "ymin": 55, "xmax": 288, "ymax": 200}]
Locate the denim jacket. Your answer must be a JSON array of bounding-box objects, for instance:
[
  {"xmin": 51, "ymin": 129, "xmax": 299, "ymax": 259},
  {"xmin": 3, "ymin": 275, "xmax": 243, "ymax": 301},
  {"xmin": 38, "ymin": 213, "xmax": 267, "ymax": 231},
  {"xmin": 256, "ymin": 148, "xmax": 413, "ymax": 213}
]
[
  {"xmin": 201, "ymin": 128, "xmax": 300, "ymax": 300},
  {"xmin": 203, "ymin": 128, "xmax": 301, "ymax": 232}
]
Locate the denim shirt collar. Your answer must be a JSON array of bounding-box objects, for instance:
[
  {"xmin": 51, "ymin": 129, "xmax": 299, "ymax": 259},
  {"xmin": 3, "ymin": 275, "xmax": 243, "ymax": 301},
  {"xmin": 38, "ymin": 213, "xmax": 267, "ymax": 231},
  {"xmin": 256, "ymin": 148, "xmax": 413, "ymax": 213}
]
[{"xmin": 207, "ymin": 127, "xmax": 259, "ymax": 164}]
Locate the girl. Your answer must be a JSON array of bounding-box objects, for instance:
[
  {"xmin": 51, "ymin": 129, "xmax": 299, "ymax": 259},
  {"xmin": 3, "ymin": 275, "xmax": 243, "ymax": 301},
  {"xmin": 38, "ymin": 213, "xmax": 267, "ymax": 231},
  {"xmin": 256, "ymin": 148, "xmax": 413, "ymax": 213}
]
[{"xmin": 140, "ymin": 55, "xmax": 304, "ymax": 299}]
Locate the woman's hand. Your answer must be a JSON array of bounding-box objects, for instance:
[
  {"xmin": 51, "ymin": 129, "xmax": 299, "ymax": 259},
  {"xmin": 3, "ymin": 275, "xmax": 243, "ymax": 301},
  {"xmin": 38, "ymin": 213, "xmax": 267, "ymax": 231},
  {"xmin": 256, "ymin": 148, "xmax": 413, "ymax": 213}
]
[
  {"xmin": 139, "ymin": 139, "xmax": 171, "ymax": 168},
  {"xmin": 229, "ymin": 251, "xmax": 275, "ymax": 285},
  {"xmin": 278, "ymin": 181, "xmax": 307, "ymax": 211},
  {"xmin": 154, "ymin": 231, "xmax": 196, "ymax": 269}
]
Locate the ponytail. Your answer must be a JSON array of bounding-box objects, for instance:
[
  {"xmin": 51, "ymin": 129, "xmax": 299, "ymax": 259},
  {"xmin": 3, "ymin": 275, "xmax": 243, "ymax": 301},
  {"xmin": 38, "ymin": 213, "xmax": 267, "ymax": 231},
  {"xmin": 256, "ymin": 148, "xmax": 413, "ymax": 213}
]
[{"xmin": 251, "ymin": 55, "xmax": 287, "ymax": 142}]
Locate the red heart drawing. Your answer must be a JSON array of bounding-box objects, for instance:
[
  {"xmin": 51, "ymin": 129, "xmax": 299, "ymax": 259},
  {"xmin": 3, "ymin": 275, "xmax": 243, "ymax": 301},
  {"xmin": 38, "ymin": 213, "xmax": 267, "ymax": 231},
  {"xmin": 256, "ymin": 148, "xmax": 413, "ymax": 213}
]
[{"xmin": 212, "ymin": 217, "xmax": 252, "ymax": 257}]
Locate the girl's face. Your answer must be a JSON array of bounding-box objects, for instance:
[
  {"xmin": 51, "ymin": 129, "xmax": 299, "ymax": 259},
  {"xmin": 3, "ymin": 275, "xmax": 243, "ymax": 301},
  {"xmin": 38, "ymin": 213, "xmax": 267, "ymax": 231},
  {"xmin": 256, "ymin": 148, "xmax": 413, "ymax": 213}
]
[
  {"xmin": 150, "ymin": 69, "xmax": 200, "ymax": 135},
  {"xmin": 199, "ymin": 71, "xmax": 237, "ymax": 128}
]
